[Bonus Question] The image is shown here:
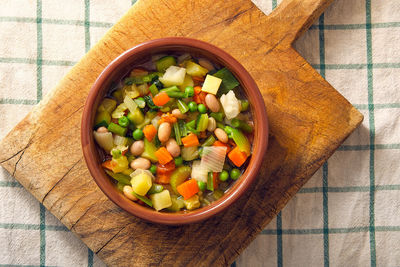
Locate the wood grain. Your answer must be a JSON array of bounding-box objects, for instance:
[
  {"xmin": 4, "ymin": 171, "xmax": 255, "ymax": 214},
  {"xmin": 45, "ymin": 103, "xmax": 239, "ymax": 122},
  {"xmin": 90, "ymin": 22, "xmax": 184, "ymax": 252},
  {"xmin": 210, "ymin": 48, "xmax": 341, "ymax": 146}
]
[{"xmin": 0, "ymin": 0, "xmax": 363, "ymax": 266}]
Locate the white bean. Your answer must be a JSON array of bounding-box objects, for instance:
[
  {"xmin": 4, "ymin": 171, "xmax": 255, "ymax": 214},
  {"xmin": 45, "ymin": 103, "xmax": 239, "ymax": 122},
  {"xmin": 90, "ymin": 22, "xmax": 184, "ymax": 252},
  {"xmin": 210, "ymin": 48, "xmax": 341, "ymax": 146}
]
[
  {"xmin": 130, "ymin": 157, "xmax": 151, "ymax": 170},
  {"xmin": 123, "ymin": 185, "xmax": 138, "ymax": 201},
  {"xmin": 172, "ymin": 109, "xmax": 187, "ymax": 119},
  {"xmin": 205, "ymin": 94, "xmax": 220, "ymax": 112},
  {"xmin": 130, "ymin": 140, "xmax": 144, "ymax": 156},
  {"xmin": 97, "ymin": 126, "xmax": 108, "ymax": 133},
  {"xmin": 207, "ymin": 117, "xmax": 217, "ymax": 132},
  {"xmin": 158, "ymin": 122, "xmax": 171, "ymax": 142},
  {"xmin": 198, "ymin": 58, "xmax": 215, "ymax": 71},
  {"xmin": 166, "ymin": 138, "xmax": 181, "ymax": 157},
  {"xmin": 214, "ymin": 128, "xmax": 228, "ymax": 143}
]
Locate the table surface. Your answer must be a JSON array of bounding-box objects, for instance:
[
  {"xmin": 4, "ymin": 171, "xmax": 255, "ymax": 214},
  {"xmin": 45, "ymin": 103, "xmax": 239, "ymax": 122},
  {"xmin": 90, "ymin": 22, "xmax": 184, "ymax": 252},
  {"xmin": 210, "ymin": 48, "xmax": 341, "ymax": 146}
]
[{"xmin": 1, "ymin": 0, "xmax": 399, "ymax": 266}]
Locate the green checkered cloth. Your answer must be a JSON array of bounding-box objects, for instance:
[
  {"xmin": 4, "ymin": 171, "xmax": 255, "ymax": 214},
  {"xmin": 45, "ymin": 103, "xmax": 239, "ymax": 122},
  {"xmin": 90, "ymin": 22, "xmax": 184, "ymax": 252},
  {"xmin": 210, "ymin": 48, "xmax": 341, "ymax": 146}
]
[{"xmin": 0, "ymin": 0, "xmax": 399, "ymax": 266}]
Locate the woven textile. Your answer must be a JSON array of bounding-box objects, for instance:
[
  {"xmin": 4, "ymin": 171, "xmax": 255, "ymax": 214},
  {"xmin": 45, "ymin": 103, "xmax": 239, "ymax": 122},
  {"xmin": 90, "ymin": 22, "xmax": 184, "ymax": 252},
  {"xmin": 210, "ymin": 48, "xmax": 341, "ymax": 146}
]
[{"xmin": 0, "ymin": 0, "xmax": 399, "ymax": 266}]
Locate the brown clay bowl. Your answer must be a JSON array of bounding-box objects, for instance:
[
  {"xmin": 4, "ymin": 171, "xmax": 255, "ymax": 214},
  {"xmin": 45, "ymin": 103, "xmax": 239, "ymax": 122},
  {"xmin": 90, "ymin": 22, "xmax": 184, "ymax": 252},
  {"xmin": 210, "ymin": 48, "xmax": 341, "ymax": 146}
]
[{"xmin": 81, "ymin": 37, "xmax": 268, "ymax": 225}]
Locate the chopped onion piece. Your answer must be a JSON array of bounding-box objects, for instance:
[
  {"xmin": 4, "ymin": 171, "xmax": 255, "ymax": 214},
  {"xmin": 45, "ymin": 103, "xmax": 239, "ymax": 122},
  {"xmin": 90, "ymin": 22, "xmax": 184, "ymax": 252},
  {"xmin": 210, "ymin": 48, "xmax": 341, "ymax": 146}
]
[
  {"xmin": 124, "ymin": 95, "xmax": 138, "ymax": 114},
  {"xmin": 220, "ymin": 91, "xmax": 240, "ymax": 120},
  {"xmin": 130, "ymin": 168, "xmax": 155, "ymax": 180},
  {"xmin": 111, "ymin": 103, "xmax": 128, "ymax": 119},
  {"xmin": 200, "ymin": 146, "xmax": 227, "ymax": 172},
  {"xmin": 93, "ymin": 131, "xmax": 114, "ymax": 152},
  {"xmin": 113, "ymin": 135, "xmax": 128, "ymax": 146},
  {"xmin": 191, "ymin": 160, "xmax": 208, "ymax": 183}
]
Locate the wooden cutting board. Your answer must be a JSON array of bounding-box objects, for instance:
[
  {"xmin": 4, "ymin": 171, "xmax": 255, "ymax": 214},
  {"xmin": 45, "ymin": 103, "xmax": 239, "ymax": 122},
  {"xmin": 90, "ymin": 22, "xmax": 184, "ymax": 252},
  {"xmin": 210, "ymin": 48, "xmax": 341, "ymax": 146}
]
[{"xmin": 0, "ymin": 0, "xmax": 363, "ymax": 266}]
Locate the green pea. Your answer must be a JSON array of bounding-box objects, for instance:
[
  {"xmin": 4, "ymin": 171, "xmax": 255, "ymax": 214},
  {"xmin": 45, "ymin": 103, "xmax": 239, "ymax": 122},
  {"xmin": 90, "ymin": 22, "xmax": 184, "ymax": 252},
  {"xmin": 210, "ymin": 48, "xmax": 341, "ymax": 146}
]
[
  {"xmin": 219, "ymin": 170, "xmax": 229, "ymax": 181},
  {"xmin": 149, "ymin": 164, "xmax": 157, "ymax": 174},
  {"xmin": 133, "ymin": 128, "xmax": 144, "ymax": 140},
  {"xmin": 198, "ymin": 104, "xmax": 207, "ymax": 114},
  {"xmin": 240, "ymin": 100, "xmax": 249, "ymax": 111},
  {"xmin": 188, "ymin": 101, "xmax": 198, "ymax": 112},
  {"xmin": 174, "ymin": 156, "xmax": 183, "ymax": 166},
  {"xmin": 230, "ymin": 168, "xmax": 241, "ymax": 180},
  {"xmin": 118, "ymin": 116, "xmax": 129, "ymax": 127},
  {"xmin": 197, "ymin": 181, "xmax": 206, "ymax": 191},
  {"xmin": 185, "ymin": 86, "xmax": 194, "ymax": 97}
]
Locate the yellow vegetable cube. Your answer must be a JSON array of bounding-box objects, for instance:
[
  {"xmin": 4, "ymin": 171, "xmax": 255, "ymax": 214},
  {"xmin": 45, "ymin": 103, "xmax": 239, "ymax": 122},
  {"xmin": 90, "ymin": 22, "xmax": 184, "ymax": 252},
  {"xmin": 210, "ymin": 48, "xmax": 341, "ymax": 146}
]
[
  {"xmin": 130, "ymin": 173, "xmax": 152, "ymax": 196},
  {"xmin": 183, "ymin": 194, "xmax": 200, "ymax": 210},
  {"xmin": 201, "ymin": 75, "xmax": 222, "ymax": 95},
  {"xmin": 110, "ymin": 156, "xmax": 129, "ymax": 173},
  {"xmin": 185, "ymin": 61, "xmax": 208, "ymax": 77},
  {"xmin": 150, "ymin": 190, "xmax": 172, "ymax": 211}
]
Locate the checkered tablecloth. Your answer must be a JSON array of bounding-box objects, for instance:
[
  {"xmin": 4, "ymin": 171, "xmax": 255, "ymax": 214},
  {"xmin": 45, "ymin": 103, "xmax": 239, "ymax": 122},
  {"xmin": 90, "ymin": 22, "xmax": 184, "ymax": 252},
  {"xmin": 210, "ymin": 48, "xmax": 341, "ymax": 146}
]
[{"xmin": 1, "ymin": 0, "xmax": 399, "ymax": 266}]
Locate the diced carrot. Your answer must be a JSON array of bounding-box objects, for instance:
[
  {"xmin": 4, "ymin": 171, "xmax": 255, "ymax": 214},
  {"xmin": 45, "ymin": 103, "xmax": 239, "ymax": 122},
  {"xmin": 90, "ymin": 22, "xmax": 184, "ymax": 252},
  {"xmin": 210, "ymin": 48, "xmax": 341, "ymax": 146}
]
[
  {"xmin": 143, "ymin": 124, "xmax": 157, "ymax": 141},
  {"xmin": 228, "ymin": 146, "xmax": 248, "ymax": 167},
  {"xmin": 213, "ymin": 141, "xmax": 231, "ymax": 153},
  {"xmin": 102, "ymin": 160, "xmax": 117, "ymax": 171},
  {"xmin": 153, "ymin": 91, "xmax": 170, "ymax": 106},
  {"xmin": 194, "ymin": 92, "xmax": 207, "ymax": 105},
  {"xmin": 194, "ymin": 86, "xmax": 202, "ymax": 95},
  {"xmin": 156, "ymin": 161, "xmax": 176, "ymax": 175},
  {"xmin": 158, "ymin": 113, "xmax": 177, "ymax": 124},
  {"xmin": 213, "ymin": 172, "xmax": 219, "ymax": 190},
  {"xmin": 156, "ymin": 173, "xmax": 172, "ymax": 184},
  {"xmin": 181, "ymin": 133, "xmax": 200, "ymax": 147},
  {"xmin": 177, "ymin": 179, "xmax": 199, "ymax": 200},
  {"xmin": 154, "ymin": 147, "xmax": 173, "ymax": 165}
]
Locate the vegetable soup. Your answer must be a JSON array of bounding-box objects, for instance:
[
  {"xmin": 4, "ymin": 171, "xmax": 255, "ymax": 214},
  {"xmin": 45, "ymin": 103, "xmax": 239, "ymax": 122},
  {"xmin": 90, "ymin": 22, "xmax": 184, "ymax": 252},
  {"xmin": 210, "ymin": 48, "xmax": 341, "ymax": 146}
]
[{"xmin": 93, "ymin": 53, "xmax": 254, "ymax": 212}]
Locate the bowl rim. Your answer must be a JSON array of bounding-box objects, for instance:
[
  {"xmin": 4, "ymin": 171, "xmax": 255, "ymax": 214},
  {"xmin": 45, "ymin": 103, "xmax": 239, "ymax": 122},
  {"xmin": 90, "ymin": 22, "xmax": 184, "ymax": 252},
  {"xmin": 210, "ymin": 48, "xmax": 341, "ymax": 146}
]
[{"xmin": 81, "ymin": 37, "xmax": 268, "ymax": 225}]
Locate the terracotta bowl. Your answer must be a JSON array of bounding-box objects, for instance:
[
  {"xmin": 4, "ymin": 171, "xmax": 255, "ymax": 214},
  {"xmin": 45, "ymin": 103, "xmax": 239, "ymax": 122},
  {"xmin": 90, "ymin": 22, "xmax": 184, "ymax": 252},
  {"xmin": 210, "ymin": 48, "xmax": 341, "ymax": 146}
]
[{"xmin": 81, "ymin": 37, "xmax": 268, "ymax": 225}]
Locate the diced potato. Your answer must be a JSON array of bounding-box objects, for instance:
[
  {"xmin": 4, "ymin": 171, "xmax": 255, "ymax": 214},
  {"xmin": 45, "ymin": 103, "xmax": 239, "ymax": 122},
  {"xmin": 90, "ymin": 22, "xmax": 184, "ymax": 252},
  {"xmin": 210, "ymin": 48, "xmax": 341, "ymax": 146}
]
[
  {"xmin": 183, "ymin": 194, "xmax": 201, "ymax": 210},
  {"xmin": 110, "ymin": 156, "xmax": 129, "ymax": 173},
  {"xmin": 178, "ymin": 74, "xmax": 194, "ymax": 91},
  {"xmin": 150, "ymin": 190, "xmax": 172, "ymax": 211},
  {"xmin": 185, "ymin": 61, "xmax": 208, "ymax": 77},
  {"xmin": 202, "ymin": 75, "xmax": 222, "ymax": 95},
  {"xmin": 130, "ymin": 172, "xmax": 152, "ymax": 196},
  {"xmin": 159, "ymin": 66, "xmax": 186, "ymax": 87}
]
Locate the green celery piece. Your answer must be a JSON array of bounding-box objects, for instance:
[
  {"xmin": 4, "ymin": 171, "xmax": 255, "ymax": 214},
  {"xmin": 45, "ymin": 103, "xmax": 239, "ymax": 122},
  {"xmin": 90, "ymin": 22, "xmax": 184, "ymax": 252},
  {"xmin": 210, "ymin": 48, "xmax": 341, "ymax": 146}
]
[
  {"xmin": 117, "ymin": 182, "xmax": 125, "ymax": 192},
  {"xmin": 148, "ymin": 184, "xmax": 164, "ymax": 194},
  {"xmin": 141, "ymin": 138, "xmax": 158, "ymax": 163},
  {"xmin": 132, "ymin": 192, "xmax": 153, "ymax": 207},
  {"xmin": 212, "ymin": 189, "xmax": 224, "ymax": 200},
  {"xmin": 170, "ymin": 166, "xmax": 192, "ymax": 195},
  {"xmin": 186, "ymin": 120, "xmax": 196, "ymax": 129},
  {"xmin": 210, "ymin": 112, "xmax": 224, "ymax": 122},
  {"xmin": 173, "ymin": 123, "xmax": 182, "ymax": 145},
  {"xmin": 107, "ymin": 123, "xmax": 127, "ymax": 136},
  {"xmin": 225, "ymin": 126, "xmax": 251, "ymax": 155},
  {"xmin": 127, "ymin": 109, "xmax": 144, "ymax": 125},
  {"xmin": 202, "ymin": 135, "xmax": 216, "ymax": 146},
  {"xmin": 207, "ymin": 172, "xmax": 214, "ymax": 191},
  {"xmin": 167, "ymin": 195, "xmax": 185, "ymax": 211},
  {"xmin": 161, "ymin": 86, "xmax": 180, "ymax": 93},
  {"xmin": 105, "ymin": 170, "xmax": 131, "ymax": 185},
  {"xmin": 166, "ymin": 91, "xmax": 186, "ymax": 98},
  {"xmin": 125, "ymin": 76, "xmax": 145, "ymax": 85},
  {"xmin": 178, "ymin": 120, "xmax": 188, "ymax": 137},
  {"xmin": 177, "ymin": 99, "xmax": 189, "ymax": 114},
  {"xmin": 231, "ymin": 118, "xmax": 253, "ymax": 133},
  {"xmin": 149, "ymin": 84, "xmax": 159, "ymax": 96},
  {"xmin": 196, "ymin": 114, "xmax": 209, "ymax": 132}
]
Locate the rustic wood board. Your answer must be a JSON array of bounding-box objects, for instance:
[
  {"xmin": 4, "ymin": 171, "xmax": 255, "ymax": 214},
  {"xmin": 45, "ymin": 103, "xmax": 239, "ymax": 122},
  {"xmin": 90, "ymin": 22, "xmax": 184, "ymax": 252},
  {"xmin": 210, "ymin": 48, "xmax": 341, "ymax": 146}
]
[{"xmin": 0, "ymin": 0, "xmax": 363, "ymax": 266}]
